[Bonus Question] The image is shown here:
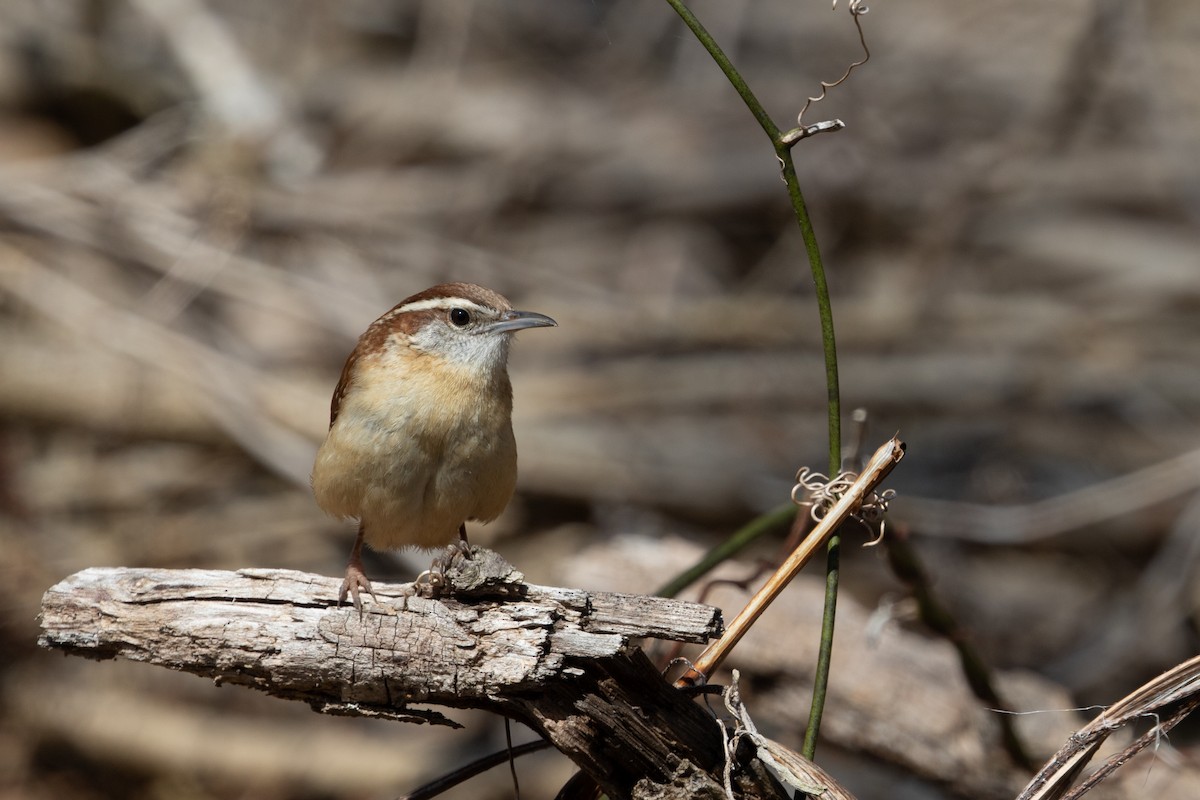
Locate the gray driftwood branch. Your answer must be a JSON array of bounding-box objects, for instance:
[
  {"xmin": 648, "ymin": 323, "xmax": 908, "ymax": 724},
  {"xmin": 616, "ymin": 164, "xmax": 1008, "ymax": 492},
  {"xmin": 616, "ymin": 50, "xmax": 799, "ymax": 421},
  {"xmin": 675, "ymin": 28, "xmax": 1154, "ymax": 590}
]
[{"xmin": 37, "ymin": 550, "xmax": 797, "ymax": 799}]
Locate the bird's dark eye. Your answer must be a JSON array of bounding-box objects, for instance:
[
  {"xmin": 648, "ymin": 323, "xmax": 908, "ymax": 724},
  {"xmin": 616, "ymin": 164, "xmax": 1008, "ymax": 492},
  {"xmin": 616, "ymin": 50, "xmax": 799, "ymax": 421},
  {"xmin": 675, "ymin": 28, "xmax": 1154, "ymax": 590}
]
[{"xmin": 449, "ymin": 308, "xmax": 471, "ymax": 327}]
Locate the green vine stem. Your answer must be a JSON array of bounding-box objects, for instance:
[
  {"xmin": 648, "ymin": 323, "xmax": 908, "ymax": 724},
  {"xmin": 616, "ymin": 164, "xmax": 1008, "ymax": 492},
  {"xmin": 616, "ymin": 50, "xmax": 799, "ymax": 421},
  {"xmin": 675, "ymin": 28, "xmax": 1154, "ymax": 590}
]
[
  {"xmin": 662, "ymin": 0, "xmax": 843, "ymax": 760},
  {"xmin": 662, "ymin": 0, "xmax": 781, "ymax": 140}
]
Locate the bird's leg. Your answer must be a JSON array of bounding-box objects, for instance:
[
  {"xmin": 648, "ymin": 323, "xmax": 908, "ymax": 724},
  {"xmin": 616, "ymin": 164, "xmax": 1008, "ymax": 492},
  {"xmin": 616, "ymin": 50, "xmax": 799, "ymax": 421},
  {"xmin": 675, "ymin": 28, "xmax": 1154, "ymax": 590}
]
[
  {"xmin": 456, "ymin": 522, "xmax": 474, "ymax": 558},
  {"xmin": 418, "ymin": 524, "xmax": 474, "ymax": 597},
  {"xmin": 431, "ymin": 524, "xmax": 472, "ymax": 575},
  {"xmin": 339, "ymin": 522, "xmax": 377, "ymax": 611},
  {"xmin": 438, "ymin": 523, "xmax": 474, "ymax": 571}
]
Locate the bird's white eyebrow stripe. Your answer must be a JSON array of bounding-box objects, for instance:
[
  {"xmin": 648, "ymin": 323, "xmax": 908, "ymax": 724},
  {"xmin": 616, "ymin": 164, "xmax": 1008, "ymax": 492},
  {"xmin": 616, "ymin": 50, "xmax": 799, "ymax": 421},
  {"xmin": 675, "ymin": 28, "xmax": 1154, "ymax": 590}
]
[{"xmin": 391, "ymin": 297, "xmax": 488, "ymax": 314}]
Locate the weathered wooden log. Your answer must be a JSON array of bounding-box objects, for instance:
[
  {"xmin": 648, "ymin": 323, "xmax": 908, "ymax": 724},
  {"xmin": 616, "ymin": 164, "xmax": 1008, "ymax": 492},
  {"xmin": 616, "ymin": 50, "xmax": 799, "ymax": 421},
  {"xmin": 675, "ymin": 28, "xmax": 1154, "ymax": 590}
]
[{"xmin": 37, "ymin": 551, "xmax": 804, "ymax": 799}]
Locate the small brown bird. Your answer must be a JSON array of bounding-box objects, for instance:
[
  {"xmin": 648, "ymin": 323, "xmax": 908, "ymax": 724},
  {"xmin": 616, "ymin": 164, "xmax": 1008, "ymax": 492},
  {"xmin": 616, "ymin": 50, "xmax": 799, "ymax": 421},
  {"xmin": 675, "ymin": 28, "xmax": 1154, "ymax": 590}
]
[{"xmin": 311, "ymin": 283, "xmax": 556, "ymax": 608}]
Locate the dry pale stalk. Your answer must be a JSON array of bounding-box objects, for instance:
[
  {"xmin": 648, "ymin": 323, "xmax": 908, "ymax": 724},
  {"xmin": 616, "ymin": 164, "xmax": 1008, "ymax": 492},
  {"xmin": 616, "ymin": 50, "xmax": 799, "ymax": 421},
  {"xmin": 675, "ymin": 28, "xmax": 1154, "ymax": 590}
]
[
  {"xmin": 1018, "ymin": 652, "xmax": 1200, "ymax": 800},
  {"xmin": 676, "ymin": 435, "xmax": 906, "ymax": 687}
]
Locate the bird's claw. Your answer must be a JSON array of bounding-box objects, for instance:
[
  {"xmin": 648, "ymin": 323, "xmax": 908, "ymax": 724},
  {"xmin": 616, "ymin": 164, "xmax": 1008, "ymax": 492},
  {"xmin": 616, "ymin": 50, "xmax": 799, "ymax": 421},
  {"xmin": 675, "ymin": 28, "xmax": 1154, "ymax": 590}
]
[{"xmin": 338, "ymin": 565, "xmax": 376, "ymax": 612}]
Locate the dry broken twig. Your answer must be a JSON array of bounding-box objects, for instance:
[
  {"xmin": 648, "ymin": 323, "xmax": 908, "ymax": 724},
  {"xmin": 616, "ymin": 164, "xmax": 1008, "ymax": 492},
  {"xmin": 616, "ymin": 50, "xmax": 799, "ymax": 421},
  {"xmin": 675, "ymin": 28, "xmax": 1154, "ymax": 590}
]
[
  {"xmin": 37, "ymin": 552, "xmax": 800, "ymax": 799},
  {"xmin": 676, "ymin": 435, "xmax": 905, "ymax": 687},
  {"xmin": 1017, "ymin": 653, "xmax": 1200, "ymax": 800}
]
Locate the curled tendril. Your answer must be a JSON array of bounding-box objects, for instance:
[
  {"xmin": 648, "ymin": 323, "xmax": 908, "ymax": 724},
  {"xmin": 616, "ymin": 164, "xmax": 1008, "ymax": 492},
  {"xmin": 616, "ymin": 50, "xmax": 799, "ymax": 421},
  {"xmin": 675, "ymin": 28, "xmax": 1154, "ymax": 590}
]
[
  {"xmin": 791, "ymin": 465, "xmax": 896, "ymax": 546},
  {"xmin": 832, "ymin": 0, "xmax": 870, "ymax": 10},
  {"xmin": 414, "ymin": 569, "xmax": 444, "ymax": 590},
  {"xmin": 798, "ymin": 0, "xmax": 872, "ymax": 127},
  {"xmin": 660, "ymin": 656, "xmax": 697, "ymax": 679}
]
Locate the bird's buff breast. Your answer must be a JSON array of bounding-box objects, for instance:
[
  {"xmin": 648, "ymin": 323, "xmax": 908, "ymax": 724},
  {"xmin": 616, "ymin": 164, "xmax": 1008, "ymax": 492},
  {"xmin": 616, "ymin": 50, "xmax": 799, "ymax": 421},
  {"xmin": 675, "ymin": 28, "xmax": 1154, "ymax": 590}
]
[{"xmin": 311, "ymin": 371, "xmax": 518, "ymax": 550}]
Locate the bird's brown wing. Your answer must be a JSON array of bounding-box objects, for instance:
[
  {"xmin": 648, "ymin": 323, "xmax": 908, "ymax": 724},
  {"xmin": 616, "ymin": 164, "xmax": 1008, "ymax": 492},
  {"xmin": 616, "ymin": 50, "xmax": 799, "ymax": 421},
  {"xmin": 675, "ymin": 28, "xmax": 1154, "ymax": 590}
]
[
  {"xmin": 330, "ymin": 304, "xmax": 410, "ymax": 428},
  {"xmin": 329, "ymin": 348, "xmax": 358, "ymax": 428}
]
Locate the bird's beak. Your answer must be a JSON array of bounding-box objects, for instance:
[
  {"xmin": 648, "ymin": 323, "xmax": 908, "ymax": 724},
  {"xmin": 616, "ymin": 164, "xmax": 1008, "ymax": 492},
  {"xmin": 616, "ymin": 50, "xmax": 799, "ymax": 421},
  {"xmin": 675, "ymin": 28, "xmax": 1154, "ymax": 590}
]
[{"xmin": 484, "ymin": 309, "xmax": 557, "ymax": 334}]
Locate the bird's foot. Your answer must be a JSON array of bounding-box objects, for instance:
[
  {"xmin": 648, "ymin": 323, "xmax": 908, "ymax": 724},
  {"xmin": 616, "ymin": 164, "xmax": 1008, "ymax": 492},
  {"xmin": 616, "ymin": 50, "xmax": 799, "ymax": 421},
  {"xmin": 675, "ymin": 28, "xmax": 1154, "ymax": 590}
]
[{"xmin": 338, "ymin": 562, "xmax": 377, "ymax": 612}]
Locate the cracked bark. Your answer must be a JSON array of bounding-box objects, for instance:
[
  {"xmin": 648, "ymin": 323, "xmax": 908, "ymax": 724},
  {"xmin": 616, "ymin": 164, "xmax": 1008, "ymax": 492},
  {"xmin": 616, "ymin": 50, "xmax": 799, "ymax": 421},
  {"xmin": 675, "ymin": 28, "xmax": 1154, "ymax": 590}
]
[{"xmin": 37, "ymin": 549, "xmax": 790, "ymax": 799}]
